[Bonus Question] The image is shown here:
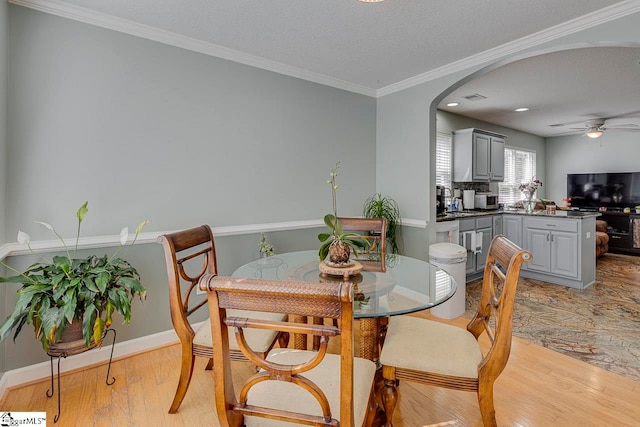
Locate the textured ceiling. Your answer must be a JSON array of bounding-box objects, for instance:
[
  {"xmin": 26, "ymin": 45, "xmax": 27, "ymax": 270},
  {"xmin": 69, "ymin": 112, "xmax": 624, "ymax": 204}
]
[
  {"xmin": 440, "ymin": 46, "xmax": 640, "ymax": 137},
  {"xmin": 52, "ymin": 0, "xmax": 624, "ymax": 90}
]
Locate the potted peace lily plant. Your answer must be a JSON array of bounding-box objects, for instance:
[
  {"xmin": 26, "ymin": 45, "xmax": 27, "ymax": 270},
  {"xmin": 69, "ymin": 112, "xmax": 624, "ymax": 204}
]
[
  {"xmin": 318, "ymin": 162, "xmax": 369, "ymax": 264},
  {"xmin": 0, "ymin": 202, "xmax": 148, "ymax": 352}
]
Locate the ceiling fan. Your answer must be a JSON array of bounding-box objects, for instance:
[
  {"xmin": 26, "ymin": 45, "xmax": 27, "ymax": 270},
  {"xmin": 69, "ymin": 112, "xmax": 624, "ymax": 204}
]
[{"xmin": 566, "ymin": 117, "xmax": 640, "ymax": 139}]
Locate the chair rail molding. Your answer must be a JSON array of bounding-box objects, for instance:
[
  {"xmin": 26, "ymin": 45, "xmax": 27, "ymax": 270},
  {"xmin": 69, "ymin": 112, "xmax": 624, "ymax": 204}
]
[{"xmin": 0, "ymin": 218, "xmax": 425, "ymax": 262}]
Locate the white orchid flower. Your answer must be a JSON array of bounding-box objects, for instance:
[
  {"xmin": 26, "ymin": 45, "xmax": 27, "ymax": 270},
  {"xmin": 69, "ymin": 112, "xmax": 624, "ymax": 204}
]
[
  {"xmin": 17, "ymin": 231, "xmax": 30, "ymax": 245},
  {"xmin": 120, "ymin": 227, "xmax": 129, "ymax": 246},
  {"xmin": 35, "ymin": 221, "xmax": 55, "ymax": 232}
]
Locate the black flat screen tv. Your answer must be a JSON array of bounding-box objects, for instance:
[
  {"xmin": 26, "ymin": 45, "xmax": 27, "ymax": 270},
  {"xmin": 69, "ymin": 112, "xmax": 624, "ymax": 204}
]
[{"xmin": 567, "ymin": 172, "xmax": 640, "ymax": 208}]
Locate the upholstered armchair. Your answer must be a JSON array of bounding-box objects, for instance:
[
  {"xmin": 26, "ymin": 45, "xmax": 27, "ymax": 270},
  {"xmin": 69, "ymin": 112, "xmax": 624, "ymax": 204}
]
[{"xmin": 596, "ymin": 220, "xmax": 609, "ymax": 257}]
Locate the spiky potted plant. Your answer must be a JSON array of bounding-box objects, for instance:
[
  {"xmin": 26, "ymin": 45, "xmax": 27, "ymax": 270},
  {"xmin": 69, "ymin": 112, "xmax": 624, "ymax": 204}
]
[
  {"xmin": 362, "ymin": 193, "xmax": 401, "ymax": 254},
  {"xmin": 0, "ymin": 202, "xmax": 148, "ymax": 352}
]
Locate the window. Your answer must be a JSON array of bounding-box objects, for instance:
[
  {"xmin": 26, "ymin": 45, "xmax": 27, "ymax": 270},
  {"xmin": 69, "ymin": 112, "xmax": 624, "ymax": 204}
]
[
  {"xmin": 499, "ymin": 147, "xmax": 536, "ymax": 206},
  {"xmin": 436, "ymin": 132, "xmax": 452, "ymax": 190}
]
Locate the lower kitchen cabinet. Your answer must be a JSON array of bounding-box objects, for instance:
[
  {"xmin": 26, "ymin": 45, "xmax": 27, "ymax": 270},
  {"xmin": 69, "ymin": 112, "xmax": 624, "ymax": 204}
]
[
  {"xmin": 521, "ymin": 216, "xmax": 596, "ymax": 289},
  {"xmin": 502, "ymin": 215, "xmax": 523, "ymax": 247},
  {"xmin": 439, "ymin": 212, "xmax": 597, "ymax": 288},
  {"xmin": 459, "ymin": 216, "xmax": 494, "ymax": 280},
  {"xmin": 525, "ymin": 227, "xmax": 578, "ymax": 278},
  {"xmin": 493, "ymin": 215, "xmax": 503, "ymax": 236}
]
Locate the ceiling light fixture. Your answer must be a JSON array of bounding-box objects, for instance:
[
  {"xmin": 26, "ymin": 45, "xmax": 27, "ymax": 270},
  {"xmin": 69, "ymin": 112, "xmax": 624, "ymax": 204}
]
[
  {"xmin": 447, "ymin": 102, "xmax": 460, "ymax": 107},
  {"xmin": 586, "ymin": 128, "xmax": 603, "ymax": 139},
  {"xmin": 514, "ymin": 107, "xmax": 530, "ymax": 112}
]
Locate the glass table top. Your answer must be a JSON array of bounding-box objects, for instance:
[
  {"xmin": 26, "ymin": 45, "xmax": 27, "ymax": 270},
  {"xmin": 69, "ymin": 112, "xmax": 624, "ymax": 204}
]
[{"xmin": 232, "ymin": 250, "xmax": 457, "ymax": 319}]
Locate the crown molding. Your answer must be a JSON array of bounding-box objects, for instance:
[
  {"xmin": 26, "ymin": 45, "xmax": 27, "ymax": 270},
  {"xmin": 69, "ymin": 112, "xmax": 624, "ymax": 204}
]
[
  {"xmin": 8, "ymin": 0, "xmax": 377, "ymax": 98},
  {"xmin": 11, "ymin": 0, "xmax": 640, "ymax": 99},
  {"xmin": 376, "ymin": 0, "xmax": 640, "ymax": 97}
]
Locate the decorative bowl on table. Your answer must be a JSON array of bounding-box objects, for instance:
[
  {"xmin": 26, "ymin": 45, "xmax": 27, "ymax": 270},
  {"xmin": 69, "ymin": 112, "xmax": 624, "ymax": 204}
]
[{"xmin": 318, "ymin": 260, "xmax": 363, "ymax": 279}]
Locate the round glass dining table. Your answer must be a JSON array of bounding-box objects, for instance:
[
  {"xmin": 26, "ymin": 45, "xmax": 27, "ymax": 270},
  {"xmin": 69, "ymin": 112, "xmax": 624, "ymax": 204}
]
[{"xmin": 232, "ymin": 250, "xmax": 457, "ymax": 362}]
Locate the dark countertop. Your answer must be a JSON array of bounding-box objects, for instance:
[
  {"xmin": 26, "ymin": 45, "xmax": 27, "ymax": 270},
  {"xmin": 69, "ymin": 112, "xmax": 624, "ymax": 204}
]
[{"xmin": 436, "ymin": 209, "xmax": 602, "ymax": 222}]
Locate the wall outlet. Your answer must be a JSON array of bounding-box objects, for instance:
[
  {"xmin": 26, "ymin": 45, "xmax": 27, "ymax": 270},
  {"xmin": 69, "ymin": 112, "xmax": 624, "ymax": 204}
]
[{"xmin": 586, "ymin": 232, "xmax": 591, "ymax": 239}]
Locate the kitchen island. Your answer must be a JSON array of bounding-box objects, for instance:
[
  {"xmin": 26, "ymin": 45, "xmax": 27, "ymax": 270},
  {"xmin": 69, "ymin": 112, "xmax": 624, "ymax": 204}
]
[{"xmin": 436, "ymin": 209, "xmax": 601, "ymax": 289}]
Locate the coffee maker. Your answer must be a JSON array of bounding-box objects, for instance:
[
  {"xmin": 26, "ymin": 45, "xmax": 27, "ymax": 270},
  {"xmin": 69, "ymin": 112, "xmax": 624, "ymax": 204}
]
[{"xmin": 436, "ymin": 185, "xmax": 446, "ymax": 216}]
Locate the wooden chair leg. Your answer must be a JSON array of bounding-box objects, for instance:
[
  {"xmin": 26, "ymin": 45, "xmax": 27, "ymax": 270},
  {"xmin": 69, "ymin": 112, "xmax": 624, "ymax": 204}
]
[
  {"xmin": 477, "ymin": 379, "xmax": 498, "ymax": 427},
  {"xmin": 381, "ymin": 366, "xmax": 398, "ymax": 427},
  {"xmin": 169, "ymin": 349, "xmax": 196, "ymax": 414}
]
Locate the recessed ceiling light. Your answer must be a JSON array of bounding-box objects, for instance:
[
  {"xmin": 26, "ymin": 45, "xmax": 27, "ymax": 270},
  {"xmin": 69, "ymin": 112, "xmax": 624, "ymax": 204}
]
[
  {"xmin": 447, "ymin": 102, "xmax": 460, "ymax": 107},
  {"xmin": 514, "ymin": 107, "xmax": 530, "ymax": 112}
]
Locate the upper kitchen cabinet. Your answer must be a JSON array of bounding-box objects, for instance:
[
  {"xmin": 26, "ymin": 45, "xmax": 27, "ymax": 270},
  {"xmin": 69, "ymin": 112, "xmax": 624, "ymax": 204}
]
[{"xmin": 452, "ymin": 128, "xmax": 505, "ymax": 182}]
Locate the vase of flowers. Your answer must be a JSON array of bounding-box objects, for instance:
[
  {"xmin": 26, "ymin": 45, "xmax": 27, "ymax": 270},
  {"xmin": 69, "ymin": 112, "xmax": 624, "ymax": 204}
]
[
  {"xmin": 317, "ymin": 162, "xmax": 369, "ymax": 265},
  {"xmin": 0, "ymin": 202, "xmax": 148, "ymax": 352},
  {"xmin": 519, "ymin": 177, "xmax": 543, "ymax": 213}
]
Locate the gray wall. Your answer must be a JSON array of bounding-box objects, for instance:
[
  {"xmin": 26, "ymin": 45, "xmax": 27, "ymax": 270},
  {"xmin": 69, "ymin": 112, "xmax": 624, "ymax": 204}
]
[
  {"xmin": 546, "ymin": 132, "xmax": 640, "ymax": 205},
  {"xmin": 6, "ymin": 6, "xmax": 377, "ymax": 241},
  {"xmin": 377, "ymin": 11, "xmax": 640, "ymax": 237},
  {"xmin": 1, "ymin": 5, "xmax": 376, "ymax": 372},
  {"xmin": 0, "ymin": 0, "xmax": 7, "ymax": 377},
  {"xmin": 1, "ymin": 226, "xmax": 321, "ymax": 371},
  {"xmin": 2, "ymin": 3, "xmax": 640, "ymax": 375},
  {"xmin": 436, "ymin": 110, "xmax": 547, "ymax": 198}
]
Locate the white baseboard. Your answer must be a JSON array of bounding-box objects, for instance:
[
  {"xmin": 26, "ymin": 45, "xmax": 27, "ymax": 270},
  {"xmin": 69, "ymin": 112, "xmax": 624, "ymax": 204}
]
[{"xmin": 0, "ymin": 323, "xmax": 205, "ymax": 398}]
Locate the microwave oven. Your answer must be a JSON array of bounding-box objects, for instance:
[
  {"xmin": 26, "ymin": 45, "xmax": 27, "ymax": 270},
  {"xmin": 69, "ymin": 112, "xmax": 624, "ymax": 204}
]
[{"xmin": 474, "ymin": 192, "xmax": 498, "ymax": 210}]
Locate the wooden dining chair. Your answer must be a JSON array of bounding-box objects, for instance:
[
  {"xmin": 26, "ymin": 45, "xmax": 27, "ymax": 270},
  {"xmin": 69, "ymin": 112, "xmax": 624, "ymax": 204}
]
[
  {"xmin": 338, "ymin": 217, "xmax": 387, "ymax": 272},
  {"xmin": 158, "ymin": 225, "xmax": 289, "ymax": 413},
  {"xmin": 379, "ymin": 235, "xmax": 532, "ymax": 427},
  {"xmin": 198, "ymin": 275, "xmax": 378, "ymax": 427}
]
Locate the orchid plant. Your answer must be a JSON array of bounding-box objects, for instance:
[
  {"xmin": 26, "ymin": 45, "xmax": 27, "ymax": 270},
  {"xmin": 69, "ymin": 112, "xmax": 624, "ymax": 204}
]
[
  {"xmin": 0, "ymin": 202, "xmax": 148, "ymax": 351},
  {"xmin": 317, "ymin": 162, "xmax": 369, "ymax": 262}
]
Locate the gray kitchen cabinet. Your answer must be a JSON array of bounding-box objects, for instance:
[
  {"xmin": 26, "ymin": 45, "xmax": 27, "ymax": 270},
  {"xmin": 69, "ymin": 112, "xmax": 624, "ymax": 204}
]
[
  {"xmin": 525, "ymin": 224, "xmax": 579, "ymax": 278},
  {"xmin": 493, "ymin": 215, "xmax": 503, "ymax": 236},
  {"xmin": 502, "ymin": 215, "xmax": 523, "ymax": 247},
  {"xmin": 453, "ymin": 128, "xmax": 505, "ymax": 182},
  {"xmin": 521, "ymin": 216, "xmax": 595, "ymax": 288},
  {"xmin": 459, "ymin": 216, "xmax": 493, "ymax": 280},
  {"xmin": 440, "ymin": 212, "xmax": 597, "ymax": 289}
]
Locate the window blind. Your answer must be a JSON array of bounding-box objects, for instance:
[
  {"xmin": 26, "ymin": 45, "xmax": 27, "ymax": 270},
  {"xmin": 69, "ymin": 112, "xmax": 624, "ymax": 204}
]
[
  {"xmin": 498, "ymin": 147, "xmax": 536, "ymax": 206},
  {"xmin": 436, "ymin": 132, "xmax": 452, "ymax": 190}
]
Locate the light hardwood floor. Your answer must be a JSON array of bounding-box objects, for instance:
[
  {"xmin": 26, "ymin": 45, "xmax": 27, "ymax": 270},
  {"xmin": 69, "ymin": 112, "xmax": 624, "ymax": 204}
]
[{"xmin": 1, "ymin": 312, "xmax": 639, "ymax": 426}]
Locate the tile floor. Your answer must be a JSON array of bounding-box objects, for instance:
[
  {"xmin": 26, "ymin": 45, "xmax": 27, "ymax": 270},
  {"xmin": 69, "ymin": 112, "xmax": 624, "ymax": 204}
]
[{"xmin": 465, "ymin": 252, "xmax": 640, "ymax": 382}]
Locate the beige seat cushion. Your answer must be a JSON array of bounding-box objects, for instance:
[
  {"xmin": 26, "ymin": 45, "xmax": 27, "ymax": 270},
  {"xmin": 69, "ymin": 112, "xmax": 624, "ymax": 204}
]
[
  {"xmin": 380, "ymin": 316, "xmax": 483, "ymax": 379},
  {"xmin": 244, "ymin": 348, "xmax": 376, "ymax": 427},
  {"xmin": 193, "ymin": 310, "xmax": 287, "ymax": 352}
]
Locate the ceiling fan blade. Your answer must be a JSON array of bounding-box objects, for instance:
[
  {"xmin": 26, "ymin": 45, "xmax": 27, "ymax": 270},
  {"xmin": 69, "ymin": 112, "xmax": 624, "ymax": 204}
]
[
  {"xmin": 602, "ymin": 124, "xmax": 640, "ymax": 130},
  {"xmin": 604, "ymin": 117, "xmax": 640, "ymax": 127},
  {"xmin": 550, "ymin": 129, "xmax": 585, "ymax": 136},
  {"xmin": 602, "ymin": 127, "xmax": 640, "ymax": 132}
]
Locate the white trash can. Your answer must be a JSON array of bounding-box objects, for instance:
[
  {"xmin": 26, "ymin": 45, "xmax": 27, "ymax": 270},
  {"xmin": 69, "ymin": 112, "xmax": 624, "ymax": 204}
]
[{"xmin": 429, "ymin": 242, "xmax": 467, "ymax": 319}]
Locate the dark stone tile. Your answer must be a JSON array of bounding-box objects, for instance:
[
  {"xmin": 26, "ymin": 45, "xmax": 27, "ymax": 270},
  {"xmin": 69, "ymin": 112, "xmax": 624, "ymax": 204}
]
[{"xmin": 465, "ymin": 253, "xmax": 640, "ymax": 382}]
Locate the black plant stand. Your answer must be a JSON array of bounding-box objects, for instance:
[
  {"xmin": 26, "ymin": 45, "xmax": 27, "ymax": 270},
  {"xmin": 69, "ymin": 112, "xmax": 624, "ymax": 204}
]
[{"xmin": 46, "ymin": 328, "xmax": 117, "ymax": 423}]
